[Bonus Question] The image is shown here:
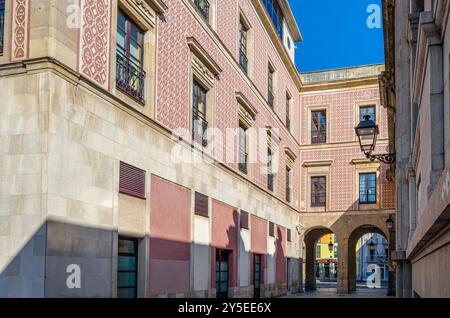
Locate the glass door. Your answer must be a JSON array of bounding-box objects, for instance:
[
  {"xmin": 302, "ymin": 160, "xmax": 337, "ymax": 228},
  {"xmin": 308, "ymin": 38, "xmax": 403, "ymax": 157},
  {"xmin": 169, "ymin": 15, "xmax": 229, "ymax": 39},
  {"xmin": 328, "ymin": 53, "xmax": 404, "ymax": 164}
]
[
  {"xmin": 216, "ymin": 250, "xmax": 230, "ymax": 298},
  {"xmin": 118, "ymin": 237, "xmax": 138, "ymax": 298},
  {"xmin": 253, "ymin": 254, "xmax": 261, "ymax": 298}
]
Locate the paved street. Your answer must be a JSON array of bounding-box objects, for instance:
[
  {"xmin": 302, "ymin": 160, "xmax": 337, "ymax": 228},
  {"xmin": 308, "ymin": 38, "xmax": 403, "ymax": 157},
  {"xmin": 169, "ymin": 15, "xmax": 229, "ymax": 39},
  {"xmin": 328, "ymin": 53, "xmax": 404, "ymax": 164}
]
[{"xmin": 283, "ymin": 281, "xmax": 391, "ymax": 298}]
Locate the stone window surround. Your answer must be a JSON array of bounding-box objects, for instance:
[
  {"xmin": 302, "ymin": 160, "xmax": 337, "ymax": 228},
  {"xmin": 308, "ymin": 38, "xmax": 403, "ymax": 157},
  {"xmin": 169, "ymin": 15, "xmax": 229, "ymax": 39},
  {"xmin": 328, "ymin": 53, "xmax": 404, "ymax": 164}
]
[
  {"xmin": 303, "ymin": 160, "xmax": 332, "ymax": 212},
  {"xmin": 236, "ymin": 92, "xmax": 258, "ymax": 178},
  {"xmin": 112, "ymin": 0, "xmax": 165, "ymax": 118},
  {"xmin": 351, "ymin": 159, "xmax": 381, "ymax": 210},
  {"xmin": 187, "ymin": 37, "xmax": 221, "ymax": 153},
  {"xmin": 285, "ymin": 147, "xmax": 296, "ymax": 205},
  {"xmin": 307, "ymin": 105, "xmax": 330, "ymax": 145},
  {"xmin": 237, "ymin": 9, "xmax": 254, "ymax": 79},
  {"xmin": 185, "ymin": 0, "xmax": 218, "ymax": 30}
]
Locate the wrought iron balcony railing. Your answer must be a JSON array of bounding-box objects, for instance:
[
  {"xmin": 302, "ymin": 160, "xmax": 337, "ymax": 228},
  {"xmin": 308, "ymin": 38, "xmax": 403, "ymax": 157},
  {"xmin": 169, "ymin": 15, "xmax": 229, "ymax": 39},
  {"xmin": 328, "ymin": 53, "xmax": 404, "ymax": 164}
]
[
  {"xmin": 239, "ymin": 49, "xmax": 248, "ymax": 74},
  {"xmin": 193, "ymin": 110, "xmax": 208, "ymax": 147},
  {"xmin": 366, "ymin": 255, "xmax": 388, "ymax": 263},
  {"xmin": 191, "ymin": 0, "xmax": 210, "ymax": 21},
  {"xmin": 116, "ymin": 51, "xmax": 146, "ymax": 103},
  {"xmin": 311, "ymin": 194, "xmax": 326, "ymax": 207},
  {"xmin": 268, "ymin": 91, "xmax": 274, "ymax": 109},
  {"xmin": 239, "ymin": 152, "xmax": 248, "ymax": 174},
  {"xmin": 286, "ymin": 186, "xmax": 291, "ymax": 203},
  {"xmin": 268, "ymin": 173, "xmax": 274, "ymax": 191},
  {"xmin": 360, "ymin": 193, "xmax": 377, "ymax": 204},
  {"xmin": 311, "ymin": 129, "xmax": 327, "ymax": 144}
]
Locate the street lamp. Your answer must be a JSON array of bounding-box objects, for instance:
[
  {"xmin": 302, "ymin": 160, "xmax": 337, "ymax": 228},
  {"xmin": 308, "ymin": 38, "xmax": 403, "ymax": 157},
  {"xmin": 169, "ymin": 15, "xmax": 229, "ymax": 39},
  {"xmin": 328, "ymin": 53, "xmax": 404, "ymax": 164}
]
[
  {"xmin": 328, "ymin": 240, "xmax": 334, "ymax": 253},
  {"xmin": 386, "ymin": 215, "xmax": 394, "ymax": 231},
  {"xmin": 355, "ymin": 115, "xmax": 396, "ymax": 164},
  {"xmin": 368, "ymin": 240, "xmax": 376, "ymax": 252}
]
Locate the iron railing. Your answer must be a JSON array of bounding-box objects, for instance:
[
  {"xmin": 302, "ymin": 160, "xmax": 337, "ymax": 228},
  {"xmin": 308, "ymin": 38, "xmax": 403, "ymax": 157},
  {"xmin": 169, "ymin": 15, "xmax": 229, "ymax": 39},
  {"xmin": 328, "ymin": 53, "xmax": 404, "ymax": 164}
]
[
  {"xmin": 193, "ymin": 110, "xmax": 208, "ymax": 147},
  {"xmin": 239, "ymin": 152, "xmax": 248, "ymax": 174},
  {"xmin": 311, "ymin": 194, "xmax": 326, "ymax": 207},
  {"xmin": 239, "ymin": 48, "xmax": 248, "ymax": 74},
  {"xmin": 268, "ymin": 91, "xmax": 274, "ymax": 109},
  {"xmin": 366, "ymin": 255, "xmax": 388, "ymax": 263},
  {"xmin": 116, "ymin": 51, "xmax": 146, "ymax": 103},
  {"xmin": 268, "ymin": 173, "xmax": 274, "ymax": 191},
  {"xmin": 286, "ymin": 186, "xmax": 291, "ymax": 203},
  {"xmin": 360, "ymin": 192, "xmax": 377, "ymax": 204},
  {"xmin": 311, "ymin": 129, "xmax": 327, "ymax": 144},
  {"xmin": 191, "ymin": 0, "xmax": 210, "ymax": 21}
]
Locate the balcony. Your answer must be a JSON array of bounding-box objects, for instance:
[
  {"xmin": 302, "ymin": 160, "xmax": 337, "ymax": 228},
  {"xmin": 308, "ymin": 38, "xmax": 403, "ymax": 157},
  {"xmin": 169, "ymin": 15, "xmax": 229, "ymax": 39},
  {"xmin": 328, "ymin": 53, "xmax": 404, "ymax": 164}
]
[
  {"xmin": 311, "ymin": 129, "xmax": 327, "ymax": 144},
  {"xmin": 268, "ymin": 173, "xmax": 274, "ymax": 191},
  {"xmin": 191, "ymin": 0, "xmax": 210, "ymax": 21},
  {"xmin": 116, "ymin": 51, "xmax": 146, "ymax": 104},
  {"xmin": 192, "ymin": 110, "xmax": 208, "ymax": 147},
  {"xmin": 311, "ymin": 194, "xmax": 326, "ymax": 207},
  {"xmin": 366, "ymin": 255, "xmax": 388, "ymax": 263},
  {"xmin": 239, "ymin": 49, "xmax": 248, "ymax": 74},
  {"xmin": 239, "ymin": 152, "xmax": 248, "ymax": 174},
  {"xmin": 268, "ymin": 91, "xmax": 274, "ymax": 109}
]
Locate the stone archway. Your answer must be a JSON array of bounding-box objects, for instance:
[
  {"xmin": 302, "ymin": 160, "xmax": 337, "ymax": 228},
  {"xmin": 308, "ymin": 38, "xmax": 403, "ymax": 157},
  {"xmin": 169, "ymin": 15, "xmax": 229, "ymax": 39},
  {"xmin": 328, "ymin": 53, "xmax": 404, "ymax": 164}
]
[
  {"xmin": 347, "ymin": 224, "xmax": 389, "ymax": 293},
  {"xmin": 303, "ymin": 226, "xmax": 335, "ymax": 291}
]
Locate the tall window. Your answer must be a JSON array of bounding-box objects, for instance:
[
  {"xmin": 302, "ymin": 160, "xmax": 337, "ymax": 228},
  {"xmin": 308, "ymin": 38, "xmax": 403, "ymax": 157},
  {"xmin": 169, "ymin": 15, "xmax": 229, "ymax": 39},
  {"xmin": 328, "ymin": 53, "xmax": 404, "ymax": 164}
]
[
  {"xmin": 192, "ymin": 81, "xmax": 208, "ymax": 146},
  {"xmin": 116, "ymin": 10, "xmax": 146, "ymax": 103},
  {"xmin": 267, "ymin": 148, "xmax": 274, "ymax": 191},
  {"xmin": 118, "ymin": 237, "xmax": 138, "ymax": 298},
  {"xmin": 315, "ymin": 241, "xmax": 321, "ymax": 259},
  {"xmin": 253, "ymin": 254, "xmax": 262, "ymax": 298},
  {"xmin": 360, "ymin": 105, "xmax": 376, "ymax": 123},
  {"xmin": 238, "ymin": 123, "xmax": 248, "ymax": 174},
  {"xmin": 239, "ymin": 19, "xmax": 249, "ymax": 74},
  {"xmin": 359, "ymin": 173, "xmax": 377, "ymax": 204},
  {"xmin": 191, "ymin": 0, "xmax": 210, "ymax": 21},
  {"xmin": 311, "ymin": 176, "xmax": 326, "ymax": 207},
  {"xmin": 285, "ymin": 166, "xmax": 292, "ymax": 203},
  {"xmin": 286, "ymin": 94, "xmax": 291, "ymax": 131},
  {"xmin": 0, "ymin": 0, "xmax": 4, "ymax": 56},
  {"xmin": 268, "ymin": 66, "xmax": 274, "ymax": 108},
  {"xmin": 262, "ymin": 0, "xmax": 284, "ymax": 39},
  {"xmin": 311, "ymin": 110, "xmax": 327, "ymax": 144}
]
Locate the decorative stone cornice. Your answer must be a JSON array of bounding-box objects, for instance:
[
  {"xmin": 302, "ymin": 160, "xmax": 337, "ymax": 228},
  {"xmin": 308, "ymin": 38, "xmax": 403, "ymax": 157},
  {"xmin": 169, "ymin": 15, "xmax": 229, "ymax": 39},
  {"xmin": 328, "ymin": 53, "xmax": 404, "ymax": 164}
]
[
  {"xmin": 302, "ymin": 160, "xmax": 333, "ymax": 168},
  {"xmin": 187, "ymin": 37, "xmax": 222, "ymax": 76}
]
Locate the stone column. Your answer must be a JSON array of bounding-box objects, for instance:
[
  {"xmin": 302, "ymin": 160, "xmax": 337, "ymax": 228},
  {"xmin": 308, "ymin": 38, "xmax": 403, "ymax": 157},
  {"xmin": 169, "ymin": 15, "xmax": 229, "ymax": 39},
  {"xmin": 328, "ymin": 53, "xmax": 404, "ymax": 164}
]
[{"xmin": 337, "ymin": 237, "xmax": 349, "ymax": 294}]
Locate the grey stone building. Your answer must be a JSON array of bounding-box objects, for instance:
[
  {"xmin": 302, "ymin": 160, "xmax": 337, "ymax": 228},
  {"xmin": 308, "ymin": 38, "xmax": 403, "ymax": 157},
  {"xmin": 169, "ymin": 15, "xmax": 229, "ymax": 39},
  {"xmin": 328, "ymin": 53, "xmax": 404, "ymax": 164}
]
[{"xmin": 380, "ymin": 0, "xmax": 450, "ymax": 298}]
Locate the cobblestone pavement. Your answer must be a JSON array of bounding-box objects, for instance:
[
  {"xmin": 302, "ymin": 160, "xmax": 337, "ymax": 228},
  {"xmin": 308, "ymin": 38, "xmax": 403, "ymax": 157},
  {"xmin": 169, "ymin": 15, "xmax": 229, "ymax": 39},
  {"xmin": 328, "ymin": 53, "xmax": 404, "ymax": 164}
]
[{"xmin": 283, "ymin": 281, "xmax": 391, "ymax": 298}]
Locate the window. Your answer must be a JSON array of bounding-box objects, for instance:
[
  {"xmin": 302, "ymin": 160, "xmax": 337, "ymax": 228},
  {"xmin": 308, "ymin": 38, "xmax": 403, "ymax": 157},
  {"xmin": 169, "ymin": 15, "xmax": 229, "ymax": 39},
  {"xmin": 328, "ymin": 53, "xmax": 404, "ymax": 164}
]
[
  {"xmin": 311, "ymin": 176, "xmax": 326, "ymax": 207},
  {"xmin": 216, "ymin": 249, "xmax": 230, "ymax": 298},
  {"xmin": 239, "ymin": 19, "xmax": 249, "ymax": 74},
  {"xmin": 360, "ymin": 105, "xmax": 376, "ymax": 123},
  {"xmin": 118, "ymin": 237, "xmax": 138, "ymax": 298},
  {"xmin": 268, "ymin": 66, "xmax": 275, "ymax": 108},
  {"xmin": 119, "ymin": 162, "xmax": 146, "ymax": 199},
  {"xmin": 311, "ymin": 110, "xmax": 327, "ymax": 144},
  {"xmin": 262, "ymin": 0, "xmax": 284, "ymax": 39},
  {"xmin": 267, "ymin": 148, "xmax": 274, "ymax": 191},
  {"xmin": 315, "ymin": 241, "xmax": 321, "ymax": 259},
  {"xmin": 285, "ymin": 166, "xmax": 292, "ymax": 203},
  {"xmin": 359, "ymin": 173, "xmax": 377, "ymax": 204},
  {"xmin": 269, "ymin": 222, "xmax": 275, "ymax": 237},
  {"xmin": 0, "ymin": 0, "xmax": 5, "ymax": 56},
  {"xmin": 116, "ymin": 10, "xmax": 146, "ymax": 103},
  {"xmin": 191, "ymin": 0, "xmax": 210, "ymax": 21},
  {"xmin": 286, "ymin": 94, "xmax": 291, "ymax": 131},
  {"xmin": 195, "ymin": 192, "xmax": 209, "ymax": 217},
  {"xmin": 240, "ymin": 211, "xmax": 249, "ymax": 230},
  {"xmin": 287, "ymin": 229, "xmax": 292, "ymax": 242},
  {"xmin": 238, "ymin": 123, "xmax": 248, "ymax": 174},
  {"xmin": 334, "ymin": 246, "xmax": 338, "ymax": 259},
  {"xmin": 192, "ymin": 80, "xmax": 208, "ymax": 147}
]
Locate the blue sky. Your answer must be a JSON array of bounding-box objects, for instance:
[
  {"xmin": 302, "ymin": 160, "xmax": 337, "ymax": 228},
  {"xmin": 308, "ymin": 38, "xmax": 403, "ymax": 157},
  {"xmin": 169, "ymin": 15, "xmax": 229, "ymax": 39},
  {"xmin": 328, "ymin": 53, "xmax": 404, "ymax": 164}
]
[{"xmin": 289, "ymin": 0, "xmax": 385, "ymax": 72}]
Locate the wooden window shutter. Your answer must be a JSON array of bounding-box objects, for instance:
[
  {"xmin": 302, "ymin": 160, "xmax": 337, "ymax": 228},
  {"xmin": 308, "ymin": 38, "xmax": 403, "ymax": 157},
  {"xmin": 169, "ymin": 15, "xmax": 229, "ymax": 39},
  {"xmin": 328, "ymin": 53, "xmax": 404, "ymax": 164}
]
[
  {"xmin": 287, "ymin": 229, "xmax": 292, "ymax": 242},
  {"xmin": 195, "ymin": 192, "xmax": 209, "ymax": 217},
  {"xmin": 119, "ymin": 162, "xmax": 146, "ymax": 199},
  {"xmin": 240, "ymin": 211, "xmax": 249, "ymax": 230},
  {"xmin": 269, "ymin": 222, "xmax": 275, "ymax": 237}
]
